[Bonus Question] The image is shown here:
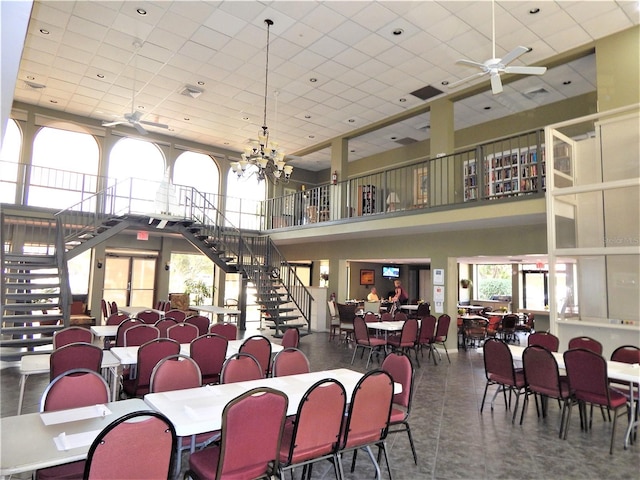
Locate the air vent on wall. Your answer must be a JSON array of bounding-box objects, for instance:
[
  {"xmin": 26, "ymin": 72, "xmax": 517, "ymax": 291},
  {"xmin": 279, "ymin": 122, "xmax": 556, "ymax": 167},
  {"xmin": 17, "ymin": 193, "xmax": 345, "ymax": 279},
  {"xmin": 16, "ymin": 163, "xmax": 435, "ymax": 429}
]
[
  {"xmin": 180, "ymin": 85, "xmax": 204, "ymax": 98},
  {"xmin": 522, "ymin": 87, "xmax": 548, "ymax": 100}
]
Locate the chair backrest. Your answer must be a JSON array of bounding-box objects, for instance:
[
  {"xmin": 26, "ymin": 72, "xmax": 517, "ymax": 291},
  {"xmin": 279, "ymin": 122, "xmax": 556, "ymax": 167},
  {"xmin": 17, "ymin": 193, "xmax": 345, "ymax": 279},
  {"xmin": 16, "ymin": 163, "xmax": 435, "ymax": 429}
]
[
  {"xmin": 398, "ymin": 318, "xmax": 419, "ymax": 346},
  {"xmin": 124, "ymin": 324, "xmax": 160, "ymax": 347},
  {"xmin": 215, "ymin": 387, "xmax": 288, "ymax": 480},
  {"xmin": 281, "ymin": 379, "xmax": 347, "ymax": 466},
  {"xmin": 327, "ymin": 300, "xmax": 338, "ymax": 318},
  {"xmin": 165, "ymin": 309, "xmax": 187, "ymax": 322},
  {"xmin": 527, "ymin": 331, "xmax": 560, "ymax": 352},
  {"xmin": 209, "ymin": 322, "xmax": 238, "ymax": 341},
  {"xmin": 41, "ymin": 368, "xmax": 109, "ymax": 412},
  {"xmin": 568, "ymin": 336, "xmax": 603, "ymax": 355},
  {"xmin": 482, "ymin": 338, "xmax": 517, "ymax": 385},
  {"xmin": 50, "ymin": 342, "xmax": 103, "ymax": 380},
  {"xmin": 224, "ymin": 298, "xmax": 239, "ymax": 309},
  {"xmin": 84, "ymin": 411, "xmax": 176, "ymax": 480},
  {"xmin": 363, "ymin": 301, "xmax": 380, "ymax": 314},
  {"xmin": 221, "ymin": 353, "xmax": 264, "ymax": 384},
  {"xmin": 353, "ymin": 316, "xmax": 371, "ymax": 344},
  {"xmin": 167, "ymin": 322, "xmax": 199, "ymax": 343},
  {"xmin": 380, "ymin": 312, "xmax": 393, "ymax": 322},
  {"xmin": 109, "ymin": 301, "xmax": 118, "ymax": 315},
  {"xmin": 501, "ymin": 314, "xmax": 518, "ymax": 331},
  {"xmin": 150, "ymin": 354, "xmax": 202, "ymax": 393},
  {"xmin": 611, "ymin": 345, "xmax": 640, "ymax": 364},
  {"xmin": 101, "ymin": 299, "xmax": 108, "ymax": 321},
  {"xmin": 281, "ymin": 327, "xmax": 300, "ymax": 348},
  {"xmin": 239, "ymin": 335, "xmax": 272, "ymax": 377},
  {"xmin": 105, "ymin": 313, "xmax": 128, "ymax": 326},
  {"xmin": 271, "ymin": 348, "xmax": 310, "ymax": 377},
  {"xmin": 415, "ymin": 302, "xmax": 430, "ymax": 318},
  {"xmin": 393, "ymin": 311, "xmax": 408, "ymax": 321},
  {"xmin": 154, "ymin": 317, "xmax": 178, "ymax": 337},
  {"xmin": 184, "ymin": 315, "xmax": 211, "ymax": 336},
  {"xmin": 563, "ymin": 348, "xmax": 611, "ymax": 403},
  {"xmin": 136, "ymin": 309, "xmax": 161, "ymax": 324},
  {"xmin": 52, "ymin": 326, "xmax": 93, "ymax": 349},
  {"xmin": 130, "ymin": 338, "xmax": 181, "ymax": 397},
  {"xmin": 115, "ymin": 318, "xmax": 143, "ymax": 346},
  {"xmin": 434, "ymin": 314, "xmax": 451, "ymax": 341},
  {"xmin": 190, "ymin": 333, "xmax": 229, "ymax": 384},
  {"xmin": 336, "ymin": 303, "xmax": 357, "ymax": 322},
  {"xmin": 522, "ymin": 345, "xmax": 564, "ymax": 398},
  {"xmin": 418, "ymin": 315, "xmax": 437, "ymax": 344},
  {"xmin": 341, "ymin": 370, "xmax": 394, "ymax": 450},
  {"xmin": 363, "ymin": 312, "xmax": 379, "ymax": 323},
  {"xmin": 381, "ymin": 353, "xmax": 414, "ymax": 412}
]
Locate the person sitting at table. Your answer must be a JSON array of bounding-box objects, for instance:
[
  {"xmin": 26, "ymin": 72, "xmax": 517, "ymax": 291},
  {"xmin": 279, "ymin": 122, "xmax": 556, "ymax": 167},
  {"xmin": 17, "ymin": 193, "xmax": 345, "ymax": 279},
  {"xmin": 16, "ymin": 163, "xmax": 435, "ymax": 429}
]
[
  {"xmin": 392, "ymin": 280, "xmax": 409, "ymax": 305},
  {"xmin": 367, "ymin": 287, "xmax": 380, "ymax": 302}
]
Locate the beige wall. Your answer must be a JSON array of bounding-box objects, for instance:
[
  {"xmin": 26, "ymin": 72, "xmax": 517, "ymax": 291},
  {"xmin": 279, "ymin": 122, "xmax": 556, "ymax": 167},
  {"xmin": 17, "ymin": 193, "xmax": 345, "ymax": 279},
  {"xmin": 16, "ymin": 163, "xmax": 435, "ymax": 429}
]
[{"xmin": 596, "ymin": 26, "xmax": 640, "ymax": 111}]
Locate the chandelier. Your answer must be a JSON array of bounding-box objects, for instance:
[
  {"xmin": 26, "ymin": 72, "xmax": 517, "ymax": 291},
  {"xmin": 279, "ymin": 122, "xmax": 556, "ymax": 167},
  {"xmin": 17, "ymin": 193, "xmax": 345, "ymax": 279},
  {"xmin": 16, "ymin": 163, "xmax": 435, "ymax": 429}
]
[{"xmin": 231, "ymin": 19, "xmax": 293, "ymax": 184}]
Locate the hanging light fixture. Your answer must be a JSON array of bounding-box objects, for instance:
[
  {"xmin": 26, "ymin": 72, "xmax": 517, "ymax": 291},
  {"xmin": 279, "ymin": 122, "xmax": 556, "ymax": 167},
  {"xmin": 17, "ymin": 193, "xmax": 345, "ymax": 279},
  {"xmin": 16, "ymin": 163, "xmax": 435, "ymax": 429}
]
[{"xmin": 231, "ymin": 19, "xmax": 293, "ymax": 184}]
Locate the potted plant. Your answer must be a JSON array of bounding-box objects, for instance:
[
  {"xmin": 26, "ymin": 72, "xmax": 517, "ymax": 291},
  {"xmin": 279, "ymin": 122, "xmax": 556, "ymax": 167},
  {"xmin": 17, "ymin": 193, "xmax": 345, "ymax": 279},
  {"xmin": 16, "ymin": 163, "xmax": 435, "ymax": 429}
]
[
  {"xmin": 460, "ymin": 279, "xmax": 472, "ymax": 289},
  {"xmin": 184, "ymin": 279, "xmax": 214, "ymax": 306}
]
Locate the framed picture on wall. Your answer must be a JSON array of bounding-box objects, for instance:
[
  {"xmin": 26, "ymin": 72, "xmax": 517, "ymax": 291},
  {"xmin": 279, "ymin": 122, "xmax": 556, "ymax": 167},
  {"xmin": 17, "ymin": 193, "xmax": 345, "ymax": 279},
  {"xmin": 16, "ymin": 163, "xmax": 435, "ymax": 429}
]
[
  {"xmin": 360, "ymin": 269, "xmax": 375, "ymax": 285},
  {"xmin": 413, "ymin": 166, "xmax": 428, "ymax": 205}
]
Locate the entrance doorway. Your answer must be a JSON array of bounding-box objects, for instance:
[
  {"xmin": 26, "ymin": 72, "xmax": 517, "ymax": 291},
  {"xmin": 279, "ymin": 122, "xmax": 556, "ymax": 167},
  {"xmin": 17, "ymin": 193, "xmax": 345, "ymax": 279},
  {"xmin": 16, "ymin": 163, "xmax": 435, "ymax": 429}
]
[{"xmin": 103, "ymin": 254, "xmax": 156, "ymax": 307}]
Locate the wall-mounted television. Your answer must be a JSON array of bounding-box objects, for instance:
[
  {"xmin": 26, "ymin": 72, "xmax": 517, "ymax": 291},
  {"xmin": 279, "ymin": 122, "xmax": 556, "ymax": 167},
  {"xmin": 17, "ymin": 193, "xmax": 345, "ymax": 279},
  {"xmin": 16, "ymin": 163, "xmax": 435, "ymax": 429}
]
[{"xmin": 382, "ymin": 265, "xmax": 400, "ymax": 278}]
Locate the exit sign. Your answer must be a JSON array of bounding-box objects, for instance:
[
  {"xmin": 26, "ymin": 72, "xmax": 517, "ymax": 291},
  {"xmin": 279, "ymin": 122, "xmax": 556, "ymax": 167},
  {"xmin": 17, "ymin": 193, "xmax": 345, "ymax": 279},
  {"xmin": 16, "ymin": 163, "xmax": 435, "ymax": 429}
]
[{"xmin": 137, "ymin": 231, "xmax": 149, "ymax": 241}]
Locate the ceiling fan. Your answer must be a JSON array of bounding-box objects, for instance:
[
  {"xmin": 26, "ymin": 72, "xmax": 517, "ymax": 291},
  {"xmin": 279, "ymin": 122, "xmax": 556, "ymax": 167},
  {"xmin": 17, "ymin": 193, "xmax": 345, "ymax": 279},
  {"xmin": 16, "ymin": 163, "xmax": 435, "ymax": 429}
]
[
  {"xmin": 102, "ymin": 41, "xmax": 169, "ymax": 135},
  {"xmin": 448, "ymin": 0, "xmax": 547, "ymax": 94}
]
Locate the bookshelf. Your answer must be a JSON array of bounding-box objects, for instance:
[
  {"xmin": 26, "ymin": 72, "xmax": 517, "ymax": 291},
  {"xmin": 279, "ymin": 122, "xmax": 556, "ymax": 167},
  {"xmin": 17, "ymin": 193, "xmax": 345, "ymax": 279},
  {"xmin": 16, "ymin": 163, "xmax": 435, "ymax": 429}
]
[
  {"xmin": 463, "ymin": 159, "xmax": 478, "ymax": 201},
  {"xmin": 482, "ymin": 146, "xmax": 546, "ymax": 198},
  {"xmin": 357, "ymin": 185, "xmax": 376, "ymax": 215}
]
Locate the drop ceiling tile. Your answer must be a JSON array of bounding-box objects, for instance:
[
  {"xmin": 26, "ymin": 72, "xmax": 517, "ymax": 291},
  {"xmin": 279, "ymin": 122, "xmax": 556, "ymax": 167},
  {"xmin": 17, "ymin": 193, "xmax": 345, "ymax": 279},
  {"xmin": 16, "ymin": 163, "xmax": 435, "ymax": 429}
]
[
  {"xmin": 299, "ymin": 4, "xmax": 349, "ymax": 32},
  {"xmin": 30, "ymin": 2, "xmax": 71, "ymax": 28},
  {"xmin": 545, "ymin": 25, "xmax": 592, "ymax": 52},
  {"xmin": 307, "ymin": 35, "xmax": 350, "ymax": 59},
  {"xmin": 66, "ymin": 15, "xmax": 109, "ymax": 41},
  {"xmin": 109, "ymin": 12, "xmax": 154, "ymax": 40},
  {"xmin": 202, "ymin": 9, "xmax": 247, "ymax": 37},
  {"xmin": 580, "ymin": 9, "xmax": 634, "ymax": 39},
  {"xmin": 328, "ymin": 19, "xmax": 372, "ymax": 45}
]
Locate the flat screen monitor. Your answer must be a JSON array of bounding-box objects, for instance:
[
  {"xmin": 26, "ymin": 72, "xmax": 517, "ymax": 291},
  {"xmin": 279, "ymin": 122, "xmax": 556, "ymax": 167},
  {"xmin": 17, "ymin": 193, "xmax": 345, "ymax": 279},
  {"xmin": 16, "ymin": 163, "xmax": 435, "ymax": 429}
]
[{"xmin": 382, "ymin": 265, "xmax": 399, "ymax": 278}]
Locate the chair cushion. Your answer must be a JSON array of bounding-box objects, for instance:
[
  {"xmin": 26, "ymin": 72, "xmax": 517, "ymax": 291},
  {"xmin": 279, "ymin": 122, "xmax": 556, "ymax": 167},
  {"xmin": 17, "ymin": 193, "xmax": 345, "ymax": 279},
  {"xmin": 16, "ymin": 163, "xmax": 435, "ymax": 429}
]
[
  {"xmin": 188, "ymin": 444, "xmax": 221, "ymax": 479},
  {"xmin": 389, "ymin": 406, "xmax": 407, "ymax": 424}
]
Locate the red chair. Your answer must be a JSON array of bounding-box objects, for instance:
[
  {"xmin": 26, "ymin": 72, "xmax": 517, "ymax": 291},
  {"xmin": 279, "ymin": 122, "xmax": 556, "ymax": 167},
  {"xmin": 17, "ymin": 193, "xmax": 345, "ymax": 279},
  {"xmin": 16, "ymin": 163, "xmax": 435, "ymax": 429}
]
[
  {"xmin": 351, "ymin": 316, "xmax": 387, "ymax": 369},
  {"xmin": 381, "ymin": 352, "xmax": 417, "ymax": 464},
  {"xmin": 481, "ymin": 338, "xmax": 526, "ymax": 424},
  {"xmin": 520, "ymin": 345, "xmax": 574, "ymax": 437},
  {"xmin": 109, "ymin": 301, "xmax": 118, "ymax": 315},
  {"xmin": 49, "ymin": 342, "xmax": 102, "ymax": 381},
  {"xmin": 387, "ymin": 318, "xmax": 419, "ymax": 367},
  {"xmin": 105, "ymin": 313, "xmax": 128, "ymax": 326},
  {"xmin": 186, "ymin": 387, "xmax": 288, "ymax": 480},
  {"xmin": 416, "ymin": 315, "xmax": 437, "ymax": 364},
  {"xmin": 563, "ymin": 348, "xmax": 629, "ymax": 454},
  {"xmin": 568, "ymin": 336, "xmax": 603, "ymax": 355},
  {"xmin": 114, "ymin": 318, "xmax": 143, "ymax": 347},
  {"xmin": 611, "ymin": 345, "xmax": 640, "ymax": 364},
  {"xmin": 272, "ymin": 348, "xmax": 310, "ymax": 377},
  {"xmin": 136, "ymin": 309, "xmax": 161, "ymax": 324},
  {"xmin": 209, "ymin": 322, "xmax": 237, "ymax": 341},
  {"xmin": 184, "ymin": 315, "xmax": 210, "ymax": 336},
  {"xmin": 281, "ymin": 327, "xmax": 300, "ymax": 348},
  {"xmin": 123, "ymin": 324, "xmax": 160, "ymax": 347},
  {"xmin": 52, "ymin": 326, "xmax": 93, "ymax": 349},
  {"xmin": 501, "ymin": 314, "xmax": 519, "ymax": 343},
  {"xmin": 190, "ymin": 333, "xmax": 228, "ymax": 385},
  {"xmin": 84, "ymin": 411, "xmax": 176, "ymax": 479},
  {"xmin": 154, "ymin": 317, "xmax": 178, "ymax": 337},
  {"xmin": 380, "ymin": 312, "xmax": 393, "ymax": 322},
  {"xmin": 167, "ymin": 322, "xmax": 199, "ymax": 344},
  {"xmin": 122, "ymin": 338, "xmax": 180, "ymax": 397},
  {"xmin": 100, "ymin": 299, "xmax": 108, "ymax": 323},
  {"xmin": 338, "ymin": 370, "xmax": 394, "ymax": 480},
  {"xmin": 278, "ymin": 379, "xmax": 346, "ymax": 479},
  {"xmin": 165, "ymin": 309, "xmax": 187, "ymax": 322},
  {"xmin": 220, "ymin": 353, "xmax": 264, "ymax": 384},
  {"xmin": 239, "ymin": 335, "xmax": 272, "ymax": 377},
  {"xmin": 363, "ymin": 312, "xmax": 379, "ymax": 323},
  {"xmin": 527, "ymin": 331, "xmax": 560, "ymax": 352},
  {"xmin": 393, "ymin": 311, "xmax": 408, "ymax": 321},
  {"xmin": 432, "ymin": 314, "xmax": 452, "ymax": 363},
  {"xmin": 36, "ymin": 369, "xmax": 110, "ymax": 480}
]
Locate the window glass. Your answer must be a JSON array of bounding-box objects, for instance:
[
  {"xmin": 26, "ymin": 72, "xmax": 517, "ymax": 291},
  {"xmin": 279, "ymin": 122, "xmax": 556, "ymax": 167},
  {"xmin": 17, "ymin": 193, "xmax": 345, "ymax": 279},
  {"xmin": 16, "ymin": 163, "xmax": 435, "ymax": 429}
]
[
  {"xmin": 476, "ymin": 264, "xmax": 512, "ymax": 300},
  {"xmin": 0, "ymin": 119, "xmax": 21, "ymax": 203},
  {"xmin": 30, "ymin": 126, "xmax": 99, "ymax": 209},
  {"xmin": 169, "ymin": 253, "xmax": 215, "ymax": 306},
  {"xmin": 174, "ymin": 151, "xmax": 219, "ymax": 194},
  {"xmin": 225, "ymin": 165, "xmax": 265, "ymax": 229}
]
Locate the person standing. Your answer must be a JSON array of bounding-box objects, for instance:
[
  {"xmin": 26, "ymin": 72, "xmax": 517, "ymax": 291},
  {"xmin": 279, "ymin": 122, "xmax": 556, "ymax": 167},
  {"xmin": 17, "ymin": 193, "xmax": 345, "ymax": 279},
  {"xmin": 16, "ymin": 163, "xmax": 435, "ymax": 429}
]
[{"xmin": 392, "ymin": 279, "xmax": 408, "ymax": 305}]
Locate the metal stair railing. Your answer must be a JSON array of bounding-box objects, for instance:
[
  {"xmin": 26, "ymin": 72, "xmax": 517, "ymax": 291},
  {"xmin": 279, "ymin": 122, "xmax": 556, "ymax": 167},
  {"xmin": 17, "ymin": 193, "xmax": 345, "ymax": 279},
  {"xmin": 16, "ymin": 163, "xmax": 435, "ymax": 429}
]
[{"xmin": 182, "ymin": 187, "xmax": 313, "ymax": 331}]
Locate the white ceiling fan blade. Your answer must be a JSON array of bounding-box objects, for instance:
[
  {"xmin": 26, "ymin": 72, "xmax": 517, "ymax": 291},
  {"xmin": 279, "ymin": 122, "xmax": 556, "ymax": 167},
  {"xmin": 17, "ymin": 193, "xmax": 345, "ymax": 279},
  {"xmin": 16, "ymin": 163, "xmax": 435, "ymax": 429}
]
[
  {"xmin": 447, "ymin": 71, "xmax": 488, "ymax": 89},
  {"xmin": 140, "ymin": 120, "xmax": 169, "ymax": 129},
  {"xmin": 456, "ymin": 59, "xmax": 488, "ymax": 70},
  {"xmin": 490, "ymin": 73, "xmax": 503, "ymax": 94},
  {"xmin": 504, "ymin": 65, "xmax": 547, "ymax": 75},
  {"xmin": 102, "ymin": 120, "xmax": 125, "ymax": 127},
  {"xmin": 133, "ymin": 122, "xmax": 148, "ymax": 135},
  {"xmin": 500, "ymin": 46, "xmax": 530, "ymax": 66}
]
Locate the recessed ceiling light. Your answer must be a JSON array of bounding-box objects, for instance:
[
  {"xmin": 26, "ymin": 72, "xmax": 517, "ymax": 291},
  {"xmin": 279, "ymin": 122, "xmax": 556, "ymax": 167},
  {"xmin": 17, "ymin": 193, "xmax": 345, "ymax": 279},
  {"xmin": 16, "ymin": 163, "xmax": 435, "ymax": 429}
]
[
  {"xmin": 563, "ymin": 80, "xmax": 572, "ymax": 85},
  {"xmin": 304, "ymin": 115, "xmax": 311, "ymax": 119},
  {"xmin": 49, "ymin": 99, "xmax": 58, "ymax": 104},
  {"xmin": 223, "ymin": 142, "xmax": 229, "ymax": 145},
  {"xmin": 309, "ymin": 78, "xmax": 317, "ymax": 83},
  {"xmin": 184, "ymin": 117, "xmax": 190, "ymax": 121},
  {"xmin": 136, "ymin": 8, "xmax": 147, "ymax": 15},
  {"xmin": 350, "ymin": 149, "xmax": 355, "ymax": 153},
  {"xmin": 39, "ymin": 28, "xmax": 49, "ymax": 35},
  {"xmin": 484, "ymin": 106, "xmax": 491, "ymax": 110},
  {"xmin": 390, "ymin": 136, "xmax": 397, "ymax": 140},
  {"xmin": 242, "ymin": 116, "xmax": 249, "ymax": 121},
  {"xmin": 27, "ymin": 75, "xmax": 35, "ymax": 80},
  {"xmin": 96, "ymin": 73, "xmax": 105, "ymax": 79},
  {"xmin": 399, "ymin": 98, "xmax": 406, "ymax": 102},
  {"xmin": 197, "ymin": 81, "xmax": 205, "ymax": 85},
  {"xmin": 348, "ymin": 119, "xmax": 355, "ymax": 123},
  {"xmin": 308, "ymin": 135, "xmax": 315, "ymax": 139},
  {"xmin": 441, "ymin": 80, "xmax": 449, "ymax": 86},
  {"xmin": 392, "ymin": 28, "xmax": 404, "ymax": 36},
  {"xmin": 529, "ymin": 7, "xmax": 540, "ymax": 14},
  {"xmin": 168, "ymin": 128, "xmax": 174, "ymax": 131}
]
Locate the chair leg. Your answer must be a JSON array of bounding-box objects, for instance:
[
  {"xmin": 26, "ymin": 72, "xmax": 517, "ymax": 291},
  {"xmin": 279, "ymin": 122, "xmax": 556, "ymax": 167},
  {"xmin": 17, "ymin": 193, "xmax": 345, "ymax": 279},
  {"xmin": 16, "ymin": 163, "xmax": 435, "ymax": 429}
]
[
  {"xmin": 350, "ymin": 345, "xmax": 359, "ymax": 365},
  {"xmin": 481, "ymin": 381, "xmax": 491, "ymax": 413},
  {"xmin": 405, "ymin": 421, "xmax": 417, "ymax": 465}
]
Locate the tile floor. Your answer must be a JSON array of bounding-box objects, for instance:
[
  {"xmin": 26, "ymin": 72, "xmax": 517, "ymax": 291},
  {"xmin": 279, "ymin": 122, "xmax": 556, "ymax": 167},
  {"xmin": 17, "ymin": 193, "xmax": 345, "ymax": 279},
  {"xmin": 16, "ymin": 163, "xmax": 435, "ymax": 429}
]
[{"xmin": 1, "ymin": 329, "xmax": 638, "ymax": 479}]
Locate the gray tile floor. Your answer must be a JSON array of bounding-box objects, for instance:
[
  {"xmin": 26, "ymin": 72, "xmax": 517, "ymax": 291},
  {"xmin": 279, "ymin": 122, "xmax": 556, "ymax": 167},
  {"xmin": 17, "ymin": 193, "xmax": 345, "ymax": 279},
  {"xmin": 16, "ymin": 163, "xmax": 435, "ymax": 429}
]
[{"xmin": 1, "ymin": 329, "xmax": 638, "ymax": 479}]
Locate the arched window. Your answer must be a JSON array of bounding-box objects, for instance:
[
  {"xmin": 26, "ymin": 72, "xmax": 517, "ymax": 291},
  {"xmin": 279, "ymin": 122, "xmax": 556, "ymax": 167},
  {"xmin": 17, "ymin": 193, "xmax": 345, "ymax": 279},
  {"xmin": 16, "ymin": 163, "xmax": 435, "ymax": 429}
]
[
  {"xmin": 30, "ymin": 126, "xmax": 99, "ymax": 209},
  {"xmin": 173, "ymin": 151, "xmax": 219, "ymax": 195},
  {"xmin": 225, "ymin": 164, "xmax": 265, "ymax": 230},
  {"xmin": 108, "ymin": 138, "xmax": 165, "ymax": 215},
  {"xmin": 0, "ymin": 119, "xmax": 22, "ymax": 204}
]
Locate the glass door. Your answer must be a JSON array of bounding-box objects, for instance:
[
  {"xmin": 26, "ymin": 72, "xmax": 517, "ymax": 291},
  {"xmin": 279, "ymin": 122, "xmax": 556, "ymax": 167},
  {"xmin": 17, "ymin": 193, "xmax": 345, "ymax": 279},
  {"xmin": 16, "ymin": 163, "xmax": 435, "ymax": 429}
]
[{"xmin": 104, "ymin": 255, "xmax": 156, "ymax": 307}]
